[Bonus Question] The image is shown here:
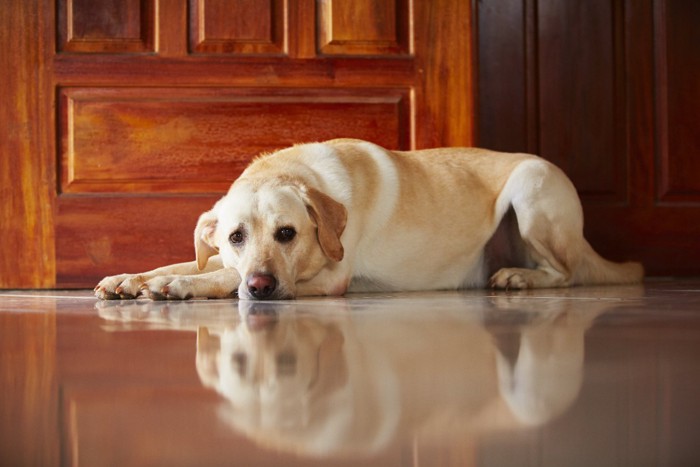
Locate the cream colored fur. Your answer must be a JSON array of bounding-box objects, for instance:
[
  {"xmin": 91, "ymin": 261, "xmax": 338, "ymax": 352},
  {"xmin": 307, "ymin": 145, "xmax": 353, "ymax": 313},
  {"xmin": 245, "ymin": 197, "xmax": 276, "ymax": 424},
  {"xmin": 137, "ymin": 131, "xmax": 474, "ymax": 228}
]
[{"xmin": 95, "ymin": 139, "xmax": 643, "ymax": 300}]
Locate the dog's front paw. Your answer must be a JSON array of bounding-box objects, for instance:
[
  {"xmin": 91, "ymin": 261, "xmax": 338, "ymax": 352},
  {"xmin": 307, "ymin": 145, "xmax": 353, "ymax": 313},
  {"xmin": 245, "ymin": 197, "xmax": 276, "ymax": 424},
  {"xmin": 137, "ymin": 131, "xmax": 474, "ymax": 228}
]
[
  {"xmin": 95, "ymin": 274, "xmax": 146, "ymax": 300},
  {"xmin": 141, "ymin": 276, "xmax": 194, "ymax": 300},
  {"xmin": 489, "ymin": 268, "xmax": 531, "ymax": 290}
]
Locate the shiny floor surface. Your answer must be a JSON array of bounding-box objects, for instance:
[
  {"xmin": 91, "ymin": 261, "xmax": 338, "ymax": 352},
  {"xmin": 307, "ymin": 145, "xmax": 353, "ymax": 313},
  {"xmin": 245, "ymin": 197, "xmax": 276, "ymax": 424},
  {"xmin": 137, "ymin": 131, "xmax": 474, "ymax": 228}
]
[{"xmin": 1, "ymin": 282, "xmax": 699, "ymax": 467}]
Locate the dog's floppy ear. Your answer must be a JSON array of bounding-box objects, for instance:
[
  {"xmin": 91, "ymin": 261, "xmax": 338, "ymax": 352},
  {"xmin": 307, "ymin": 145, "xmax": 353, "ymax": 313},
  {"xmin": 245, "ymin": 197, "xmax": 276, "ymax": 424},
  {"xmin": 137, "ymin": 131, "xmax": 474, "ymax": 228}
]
[
  {"xmin": 195, "ymin": 210, "xmax": 219, "ymax": 270},
  {"xmin": 196, "ymin": 327, "xmax": 221, "ymax": 390},
  {"xmin": 303, "ymin": 187, "xmax": 347, "ymax": 262}
]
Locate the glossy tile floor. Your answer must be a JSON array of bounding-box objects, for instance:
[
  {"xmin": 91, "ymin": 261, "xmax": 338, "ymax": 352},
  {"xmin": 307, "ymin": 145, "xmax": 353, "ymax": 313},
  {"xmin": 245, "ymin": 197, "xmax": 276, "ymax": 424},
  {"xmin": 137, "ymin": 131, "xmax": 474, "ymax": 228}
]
[{"xmin": 1, "ymin": 281, "xmax": 699, "ymax": 466}]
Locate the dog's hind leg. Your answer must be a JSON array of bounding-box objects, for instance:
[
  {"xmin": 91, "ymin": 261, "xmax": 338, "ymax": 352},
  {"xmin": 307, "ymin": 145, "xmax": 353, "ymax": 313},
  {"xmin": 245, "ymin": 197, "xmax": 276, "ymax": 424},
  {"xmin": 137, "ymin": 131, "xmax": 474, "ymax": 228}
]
[{"xmin": 489, "ymin": 159, "xmax": 643, "ymax": 289}]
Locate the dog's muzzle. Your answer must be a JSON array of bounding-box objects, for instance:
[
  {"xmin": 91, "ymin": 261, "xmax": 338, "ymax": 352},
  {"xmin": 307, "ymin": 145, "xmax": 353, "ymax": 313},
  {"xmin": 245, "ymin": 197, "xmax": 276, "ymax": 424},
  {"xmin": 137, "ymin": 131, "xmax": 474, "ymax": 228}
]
[{"xmin": 245, "ymin": 273, "xmax": 278, "ymax": 300}]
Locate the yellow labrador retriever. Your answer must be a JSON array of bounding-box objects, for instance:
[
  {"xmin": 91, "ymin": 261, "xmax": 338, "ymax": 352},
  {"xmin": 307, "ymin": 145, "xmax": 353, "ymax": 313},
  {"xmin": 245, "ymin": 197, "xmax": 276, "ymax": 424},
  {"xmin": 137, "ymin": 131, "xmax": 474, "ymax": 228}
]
[{"xmin": 95, "ymin": 139, "xmax": 643, "ymax": 300}]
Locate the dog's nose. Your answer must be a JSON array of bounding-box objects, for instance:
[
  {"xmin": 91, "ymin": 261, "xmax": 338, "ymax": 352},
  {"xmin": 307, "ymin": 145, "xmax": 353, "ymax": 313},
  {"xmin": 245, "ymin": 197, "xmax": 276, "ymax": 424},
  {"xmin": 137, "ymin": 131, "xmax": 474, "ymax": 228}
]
[{"xmin": 246, "ymin": 273, "xmax": 277, "ymax": 299}]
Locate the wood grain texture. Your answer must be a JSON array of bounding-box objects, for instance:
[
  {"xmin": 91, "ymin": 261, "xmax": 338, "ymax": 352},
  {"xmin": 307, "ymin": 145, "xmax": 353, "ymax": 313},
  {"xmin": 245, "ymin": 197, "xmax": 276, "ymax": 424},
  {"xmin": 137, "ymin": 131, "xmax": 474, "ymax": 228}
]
[
  {"xmin": 189, "ymin": 0, "xmax": 286, "ymax": 55},
  {"xmin": 414, "ymin": 0, "xmax": 474, "ymax": 147},
  {"xmin": 475, "ymin": 0, "xmax": 527, "ymax": 152},
  {"xmin": 655, "ymin": 0, "xmax": 700, "ymax": 202},
  {"xmin": 537, "ymin": 0, "xmax": 626, "ymax": 201},
  {"xmin": 317, "ymin": 0, "xmax": 410, "ymax": 56},
  {"xmin": 58, "ymin": 0, "xmax": 156, "ymax": 53},
  {"xmin": 0, "ymin": 0, "xmax": 55, "ymax": 288},
  {"xmin": 55, "ymin": 196, "xmax": 219, "ymax": 287},
  {"xmin": 58, "ymin": 87, "xmax": 410, "ymax": 194},
  {"xmin": 287, "ymin": 0, "xmax": 316, "ymax": 59}
]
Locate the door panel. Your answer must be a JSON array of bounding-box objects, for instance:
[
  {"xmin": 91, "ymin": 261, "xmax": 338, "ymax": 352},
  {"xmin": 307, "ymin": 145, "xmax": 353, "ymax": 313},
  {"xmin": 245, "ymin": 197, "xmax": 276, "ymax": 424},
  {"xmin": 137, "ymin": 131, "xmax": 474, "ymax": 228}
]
[
  {"xmin": 55, "ymin": 196, "xmax": 219, "ymax": 287},
  {"xmin": 189, "ymin": 0, "xmax": 286, "ymax": 55},
  {"xmin": 59, "ymin": 87, "xmax": 410, "ymax": 194},
  {"xmin": 536, "ymin": 0, "xmax": 626, "ymax": 202},
  {"xmin": 656, "ymin": 0, "xmax": 700, "ymax": 202},
  {"xmin": 1, "ymin": 0, "xmax": 473, "ymax": 288},
  {"xmin": 58, "ymin": 0, "xmax": 156, "ymax": 53},
  {"xmin": 317, "ymin": 0, "xmax": 411, "ymax": 55}
]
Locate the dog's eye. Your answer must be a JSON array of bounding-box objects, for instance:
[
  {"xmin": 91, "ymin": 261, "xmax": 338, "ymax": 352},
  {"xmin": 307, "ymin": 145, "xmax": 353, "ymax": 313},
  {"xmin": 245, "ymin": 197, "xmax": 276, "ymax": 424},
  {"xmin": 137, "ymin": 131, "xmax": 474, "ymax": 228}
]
[
  {"xmin": 274, "ymin": 227, "xmax": 296, "ymax": 243},
  {"xmin": 229, "ymin": 230, "xmax": 244, "ymax": 245}
]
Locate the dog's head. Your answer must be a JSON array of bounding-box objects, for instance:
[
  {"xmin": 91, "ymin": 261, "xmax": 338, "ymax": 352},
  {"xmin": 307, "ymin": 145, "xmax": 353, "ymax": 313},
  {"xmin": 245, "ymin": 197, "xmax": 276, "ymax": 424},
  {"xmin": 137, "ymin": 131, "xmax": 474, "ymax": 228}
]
[
  {"xmin": 196, "ymin": 305, "xmax": 349, "ymax": 447},
  {"xmin": 194, "ymin": 178, "xmax": 347, "ymax": 299}
]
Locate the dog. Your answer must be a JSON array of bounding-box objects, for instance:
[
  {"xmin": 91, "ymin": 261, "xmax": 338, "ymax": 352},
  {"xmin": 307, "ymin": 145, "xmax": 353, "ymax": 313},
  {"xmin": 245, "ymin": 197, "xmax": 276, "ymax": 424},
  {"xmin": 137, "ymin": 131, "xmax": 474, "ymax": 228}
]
[{"xmin": 95, "ymin": 138, "xmax": 643, "ymax": 300}]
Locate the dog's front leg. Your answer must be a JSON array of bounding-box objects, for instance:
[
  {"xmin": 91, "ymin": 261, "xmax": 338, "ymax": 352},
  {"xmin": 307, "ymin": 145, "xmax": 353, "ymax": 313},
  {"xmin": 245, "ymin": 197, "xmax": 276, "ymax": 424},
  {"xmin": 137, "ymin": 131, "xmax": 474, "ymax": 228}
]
[
  {"xmin": 140, "ymin": 267, "xmax": 241, "ymax": 300},
  {"xmin": 95, "ymin": 256, "xmax": 224, "ymax": 299}
]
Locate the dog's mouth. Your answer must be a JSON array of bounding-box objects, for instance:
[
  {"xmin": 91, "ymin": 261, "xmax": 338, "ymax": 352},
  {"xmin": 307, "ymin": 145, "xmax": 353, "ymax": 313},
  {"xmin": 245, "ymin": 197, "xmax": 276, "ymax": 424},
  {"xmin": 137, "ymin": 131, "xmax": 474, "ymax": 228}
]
[{"xmin": 238, "ymin": 282, "xmax": 295, "ymax": 301}]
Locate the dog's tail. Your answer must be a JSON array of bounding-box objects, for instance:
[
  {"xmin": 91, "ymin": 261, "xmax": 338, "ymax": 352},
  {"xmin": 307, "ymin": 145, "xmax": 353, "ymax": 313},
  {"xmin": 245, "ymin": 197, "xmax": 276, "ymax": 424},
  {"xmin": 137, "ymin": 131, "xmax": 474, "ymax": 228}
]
[{"xmin": 574, "ymin": 241, "xmax": 644, "ymax": 286}]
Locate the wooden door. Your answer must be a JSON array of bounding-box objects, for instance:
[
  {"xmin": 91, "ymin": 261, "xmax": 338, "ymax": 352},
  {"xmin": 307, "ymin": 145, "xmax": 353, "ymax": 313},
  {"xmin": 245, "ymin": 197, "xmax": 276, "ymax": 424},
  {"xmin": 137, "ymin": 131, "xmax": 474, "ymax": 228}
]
[
  {"xmin": 476, "ymin": 0, "xmax": 700, "ymax": 276},
  {"xmin": 1, "ymin": 0, "xmax": 474, "ymax": 288}
]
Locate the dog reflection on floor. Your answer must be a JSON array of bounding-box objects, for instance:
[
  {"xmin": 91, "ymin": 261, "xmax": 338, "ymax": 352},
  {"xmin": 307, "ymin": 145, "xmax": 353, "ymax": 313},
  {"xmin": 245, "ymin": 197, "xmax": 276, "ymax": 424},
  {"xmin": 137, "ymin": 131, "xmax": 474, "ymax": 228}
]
[
  {"xmin": 193, "ymin": 295, "xmax": 616, "ymax": 458},
  {"xmin": 97, "ymin": 290, "xmax": 640, "ymax": 458}
]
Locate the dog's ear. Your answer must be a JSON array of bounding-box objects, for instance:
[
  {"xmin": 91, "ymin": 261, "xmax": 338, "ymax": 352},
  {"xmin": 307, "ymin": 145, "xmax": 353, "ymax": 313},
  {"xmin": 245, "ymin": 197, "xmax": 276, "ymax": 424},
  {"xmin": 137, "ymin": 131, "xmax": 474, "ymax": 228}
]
[
  {"xmin": 303, "ymin": 187, "xmax": 347, "ymax": 262},
  {"xmin": 195, "ymin": 210, "xmax": 219, "ymax": 270},
  {"xmin": 196, "ymin": 327, "xmax": 221, "ymax": 389}
]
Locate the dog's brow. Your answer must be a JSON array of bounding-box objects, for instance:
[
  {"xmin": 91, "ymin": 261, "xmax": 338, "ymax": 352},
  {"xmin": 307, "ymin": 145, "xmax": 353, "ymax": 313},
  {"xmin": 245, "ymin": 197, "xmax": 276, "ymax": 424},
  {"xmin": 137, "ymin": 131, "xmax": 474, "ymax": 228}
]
[{"xmin": 229, "ymin": 222, "xmax": 247, "ymax": 233}]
